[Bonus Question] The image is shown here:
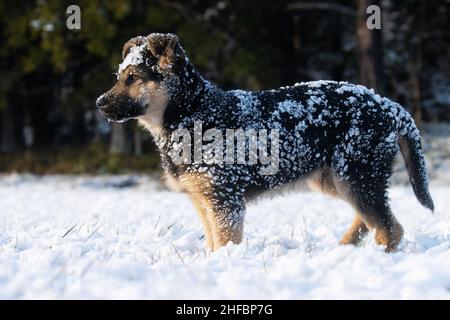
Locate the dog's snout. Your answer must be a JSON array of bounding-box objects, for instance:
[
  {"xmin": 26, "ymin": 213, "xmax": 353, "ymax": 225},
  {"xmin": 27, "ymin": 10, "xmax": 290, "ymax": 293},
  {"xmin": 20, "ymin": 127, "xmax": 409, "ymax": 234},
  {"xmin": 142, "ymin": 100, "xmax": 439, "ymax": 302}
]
[{"xmin": 96, "ymin": 94, "xmax": 108, "ymax": 108}]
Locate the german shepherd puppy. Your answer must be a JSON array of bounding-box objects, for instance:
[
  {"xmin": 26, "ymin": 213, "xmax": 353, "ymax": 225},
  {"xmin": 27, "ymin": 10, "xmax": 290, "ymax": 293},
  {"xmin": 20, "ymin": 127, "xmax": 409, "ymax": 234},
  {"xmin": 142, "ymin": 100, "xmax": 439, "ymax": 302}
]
[{"xmin": 97, "ymin": 33, "xmax": 433, "ymax": 252}]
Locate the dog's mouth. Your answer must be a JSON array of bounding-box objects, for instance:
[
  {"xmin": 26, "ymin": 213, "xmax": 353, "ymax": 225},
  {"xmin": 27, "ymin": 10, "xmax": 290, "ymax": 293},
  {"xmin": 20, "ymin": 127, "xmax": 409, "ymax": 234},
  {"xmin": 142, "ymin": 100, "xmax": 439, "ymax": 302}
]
[
  {"xmin": 97, "ymin": 101, "xmax": 146, "ymax": 123},
  {"xmin": 98, "ymin": 108, "xmax": 133, "ymax": 123}
]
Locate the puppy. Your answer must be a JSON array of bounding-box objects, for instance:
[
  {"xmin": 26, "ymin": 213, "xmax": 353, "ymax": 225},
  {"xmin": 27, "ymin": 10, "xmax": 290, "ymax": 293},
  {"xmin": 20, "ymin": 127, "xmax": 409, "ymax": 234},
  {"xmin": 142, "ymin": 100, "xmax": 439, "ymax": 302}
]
[{"xmin": 97, "ymin": 33, "xmax": 433, "ymax": 252}]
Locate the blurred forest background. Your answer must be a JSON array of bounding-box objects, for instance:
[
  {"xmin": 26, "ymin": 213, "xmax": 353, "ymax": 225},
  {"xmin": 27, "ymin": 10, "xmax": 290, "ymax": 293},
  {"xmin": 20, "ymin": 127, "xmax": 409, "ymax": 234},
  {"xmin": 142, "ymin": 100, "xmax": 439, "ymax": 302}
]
[{"xmin": 0, "ymin": 0, "xmax": 449, "ymax": 174}]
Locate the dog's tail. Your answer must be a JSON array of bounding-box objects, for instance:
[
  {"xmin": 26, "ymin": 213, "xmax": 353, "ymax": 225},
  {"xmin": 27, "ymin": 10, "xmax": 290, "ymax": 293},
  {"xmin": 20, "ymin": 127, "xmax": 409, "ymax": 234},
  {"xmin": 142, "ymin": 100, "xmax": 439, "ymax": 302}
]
[{"xmin": 395, "ymin": 104, "xmax": 434, "ymax": 212}]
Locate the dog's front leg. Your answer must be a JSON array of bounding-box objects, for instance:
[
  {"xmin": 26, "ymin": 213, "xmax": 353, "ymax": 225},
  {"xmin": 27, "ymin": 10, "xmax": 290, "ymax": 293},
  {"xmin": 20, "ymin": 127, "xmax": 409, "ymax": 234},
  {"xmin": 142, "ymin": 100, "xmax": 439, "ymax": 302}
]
[
  {"xmin": 179, "ymin": 173, "xmax": 245, "ymax": 251},
  {"xmin": 188, "ymin": 193, "xmax": 214, "ymax": 250},
  {"xmin": 188, "ymin": 191, "xmax": 245, "ymax": 251}
]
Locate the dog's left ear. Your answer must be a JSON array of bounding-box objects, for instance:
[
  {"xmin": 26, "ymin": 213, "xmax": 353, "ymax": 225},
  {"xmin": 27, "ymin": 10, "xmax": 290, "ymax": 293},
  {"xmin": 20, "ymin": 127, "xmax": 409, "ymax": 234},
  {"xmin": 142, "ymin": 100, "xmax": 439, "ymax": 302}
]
[{"xmin": 147, "ymin": 33, "xmax": 186, "ymax": 73}]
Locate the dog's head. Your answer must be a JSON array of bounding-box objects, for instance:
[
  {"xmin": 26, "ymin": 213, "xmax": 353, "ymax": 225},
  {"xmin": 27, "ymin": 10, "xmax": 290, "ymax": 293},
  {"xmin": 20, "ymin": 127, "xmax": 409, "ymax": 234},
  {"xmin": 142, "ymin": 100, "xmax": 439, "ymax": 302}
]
[{"xmin": 96, "ymin": 33, "xmax": 186, "ymax": 127}]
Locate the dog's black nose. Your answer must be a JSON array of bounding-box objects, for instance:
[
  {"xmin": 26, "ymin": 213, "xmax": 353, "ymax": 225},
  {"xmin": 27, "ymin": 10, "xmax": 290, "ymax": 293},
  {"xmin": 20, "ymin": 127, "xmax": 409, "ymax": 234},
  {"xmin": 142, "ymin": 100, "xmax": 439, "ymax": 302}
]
[{"xmin": 96, "ymin": 94, "xmax": 108, "ymax": 108}]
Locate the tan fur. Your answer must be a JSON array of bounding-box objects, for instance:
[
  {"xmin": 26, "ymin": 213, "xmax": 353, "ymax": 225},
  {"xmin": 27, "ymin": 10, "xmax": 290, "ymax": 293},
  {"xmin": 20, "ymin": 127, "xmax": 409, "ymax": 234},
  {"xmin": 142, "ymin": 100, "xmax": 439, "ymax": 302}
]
[
  {"xmin": 247, "ymin": 168, "xmax": 336, "ymax": 202},
  {"xmin": 175, "ymin": 173, "xmax": 214, "ymax": 249},
  {"xmin": 128, "ymin": 80, "xmax": 143, "ymax": 98},
  {"xmin": 341, "ymin": 209, "xmax": 403, "ymax": 252},
  {"xmin": 137, "ymin": 81, "xmax": 169, "ymax": 135},
  {"xmin": 109, "ymin": 66, "xmax": 169, "ymax": 134},
  {"xmin": 163, "ymin": 172, "xmax": 183, "ymax": 192},
  {"xmin": 372, "ymin": 215, "xmax": 404, "ymax": 253},
  {"xmin": 158, "ymin": 55, "xmax": 172, "ymax": 71},
  {"xmin": 176, "ymin": 173, "xmax": 243, "ymax": 251},
  {"xmin": 306, "ymin": 167, "xmax": 339, "ymax": 197},
  {"xmin": 339, "ymin": 215, "xmax": 369, "ymax": 245},
  {"xmin": 188, "ymin": 193, "xmax": 215, "ymax": 250}
]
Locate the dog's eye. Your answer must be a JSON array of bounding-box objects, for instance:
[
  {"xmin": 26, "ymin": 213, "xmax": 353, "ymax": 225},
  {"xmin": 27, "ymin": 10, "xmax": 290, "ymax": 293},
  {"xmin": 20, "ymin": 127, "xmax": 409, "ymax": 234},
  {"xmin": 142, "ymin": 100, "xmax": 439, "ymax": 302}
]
[{"xmin": 126, "ymin": 74, "xmax": 139, "ymax": 85}]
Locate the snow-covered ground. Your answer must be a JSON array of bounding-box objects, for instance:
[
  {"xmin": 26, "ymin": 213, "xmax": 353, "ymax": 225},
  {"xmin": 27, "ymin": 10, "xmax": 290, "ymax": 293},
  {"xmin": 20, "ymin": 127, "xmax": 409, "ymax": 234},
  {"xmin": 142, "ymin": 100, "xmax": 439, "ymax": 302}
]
[
  {"xmin": 0, "ymin": 172, "xmax": 449, "ymax": 299},
  {"xmin": 1, "ymin": 124, "xmax": 449, "ymax": 299}
]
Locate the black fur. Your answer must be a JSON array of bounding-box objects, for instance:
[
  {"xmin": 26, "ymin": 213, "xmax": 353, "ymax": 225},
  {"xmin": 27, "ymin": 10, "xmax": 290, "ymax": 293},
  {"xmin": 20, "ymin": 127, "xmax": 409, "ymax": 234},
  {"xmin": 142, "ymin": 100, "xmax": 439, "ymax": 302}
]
[{"xmin": 157, "ymin": 63, "xmax": 433, "ymax": 212}]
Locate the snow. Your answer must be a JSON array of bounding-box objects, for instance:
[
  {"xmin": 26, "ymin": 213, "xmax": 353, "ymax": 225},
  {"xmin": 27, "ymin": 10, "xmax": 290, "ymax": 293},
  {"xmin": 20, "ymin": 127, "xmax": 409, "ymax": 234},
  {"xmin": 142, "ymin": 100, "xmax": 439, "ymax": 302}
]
[
  {"xmin": 1, "ymin": 174, "xmax": 450, "ymax": 299},
  {"xmin": 117, "ymin": 43, "xmax": 147, "ymax": 77}
]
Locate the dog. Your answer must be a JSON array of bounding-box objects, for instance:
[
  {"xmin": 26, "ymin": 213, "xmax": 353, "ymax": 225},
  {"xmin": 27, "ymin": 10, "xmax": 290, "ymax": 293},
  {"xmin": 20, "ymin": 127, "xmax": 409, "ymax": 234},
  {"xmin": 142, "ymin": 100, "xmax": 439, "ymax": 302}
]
[{"xmin": 96, "ymin": 33, "xmax": 434, "ymax": 253}]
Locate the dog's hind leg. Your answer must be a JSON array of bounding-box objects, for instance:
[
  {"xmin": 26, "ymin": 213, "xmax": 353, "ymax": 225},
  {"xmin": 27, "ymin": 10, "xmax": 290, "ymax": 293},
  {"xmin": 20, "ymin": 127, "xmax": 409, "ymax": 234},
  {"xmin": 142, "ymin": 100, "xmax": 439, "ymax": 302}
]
[
  {"xmin": 339, "ymin": 215, "xmax": 369, "ymax": 245},
  {"xmin": 335, "ymin": 173, "xmax": 402, "ymax": 252},
  {"xmin": 331, "ymin": 130, "xmax": 403, "ymax": 252},
  {"xmin": 331, "ymin": 179, "xmax": 370, "ymax": 246},
  {"xmin": 351, "ymin": 185, "xmax": 403, "ymax": 252},
  {"xmin": 338, "ymin": 156, "xmax": 403, "ymax": 252},
  {"xmin": 307, "ymin": 167, "xmax": 369, "ymax": 246}
]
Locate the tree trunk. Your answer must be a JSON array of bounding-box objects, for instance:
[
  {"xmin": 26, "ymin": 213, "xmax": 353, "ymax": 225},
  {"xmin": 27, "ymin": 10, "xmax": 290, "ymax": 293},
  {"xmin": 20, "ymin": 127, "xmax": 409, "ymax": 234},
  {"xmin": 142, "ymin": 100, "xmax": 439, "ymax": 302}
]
[
  {"xmin": 356, "ymin": 0, "xmax": 377, "ymax": 89},
  {"xmin": 372, "ymin": 0, "xmax": 384, "ymax": 94},
  {"xmin": 409, "ymin": 66, "xmax": 422, "ymax": 127},
  {"xmin": 409, "ymin": 1, "xmax": 424, "ymax": 127},
  {"xmin": 1, "ymin": 103, "xmax": 18, "ymax": 152},
  {"xmin": 133, "ymin": 125, "xmax": 142, "ymax": 156},
  {"xmin": 109, "ymin": 123, "xmax": 132, "ymax": 154}
]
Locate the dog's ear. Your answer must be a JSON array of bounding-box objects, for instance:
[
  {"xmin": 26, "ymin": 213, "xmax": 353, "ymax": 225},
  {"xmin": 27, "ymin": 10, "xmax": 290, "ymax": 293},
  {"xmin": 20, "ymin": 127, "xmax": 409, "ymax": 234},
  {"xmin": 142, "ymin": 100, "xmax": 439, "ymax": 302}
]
[
  {"xmin": 122, "ymin": 36, "xmax": 146, "ymax": 59},
  {"xmin": 147, "ymin": 33, "xmax": 186, "ymax": 73}
]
